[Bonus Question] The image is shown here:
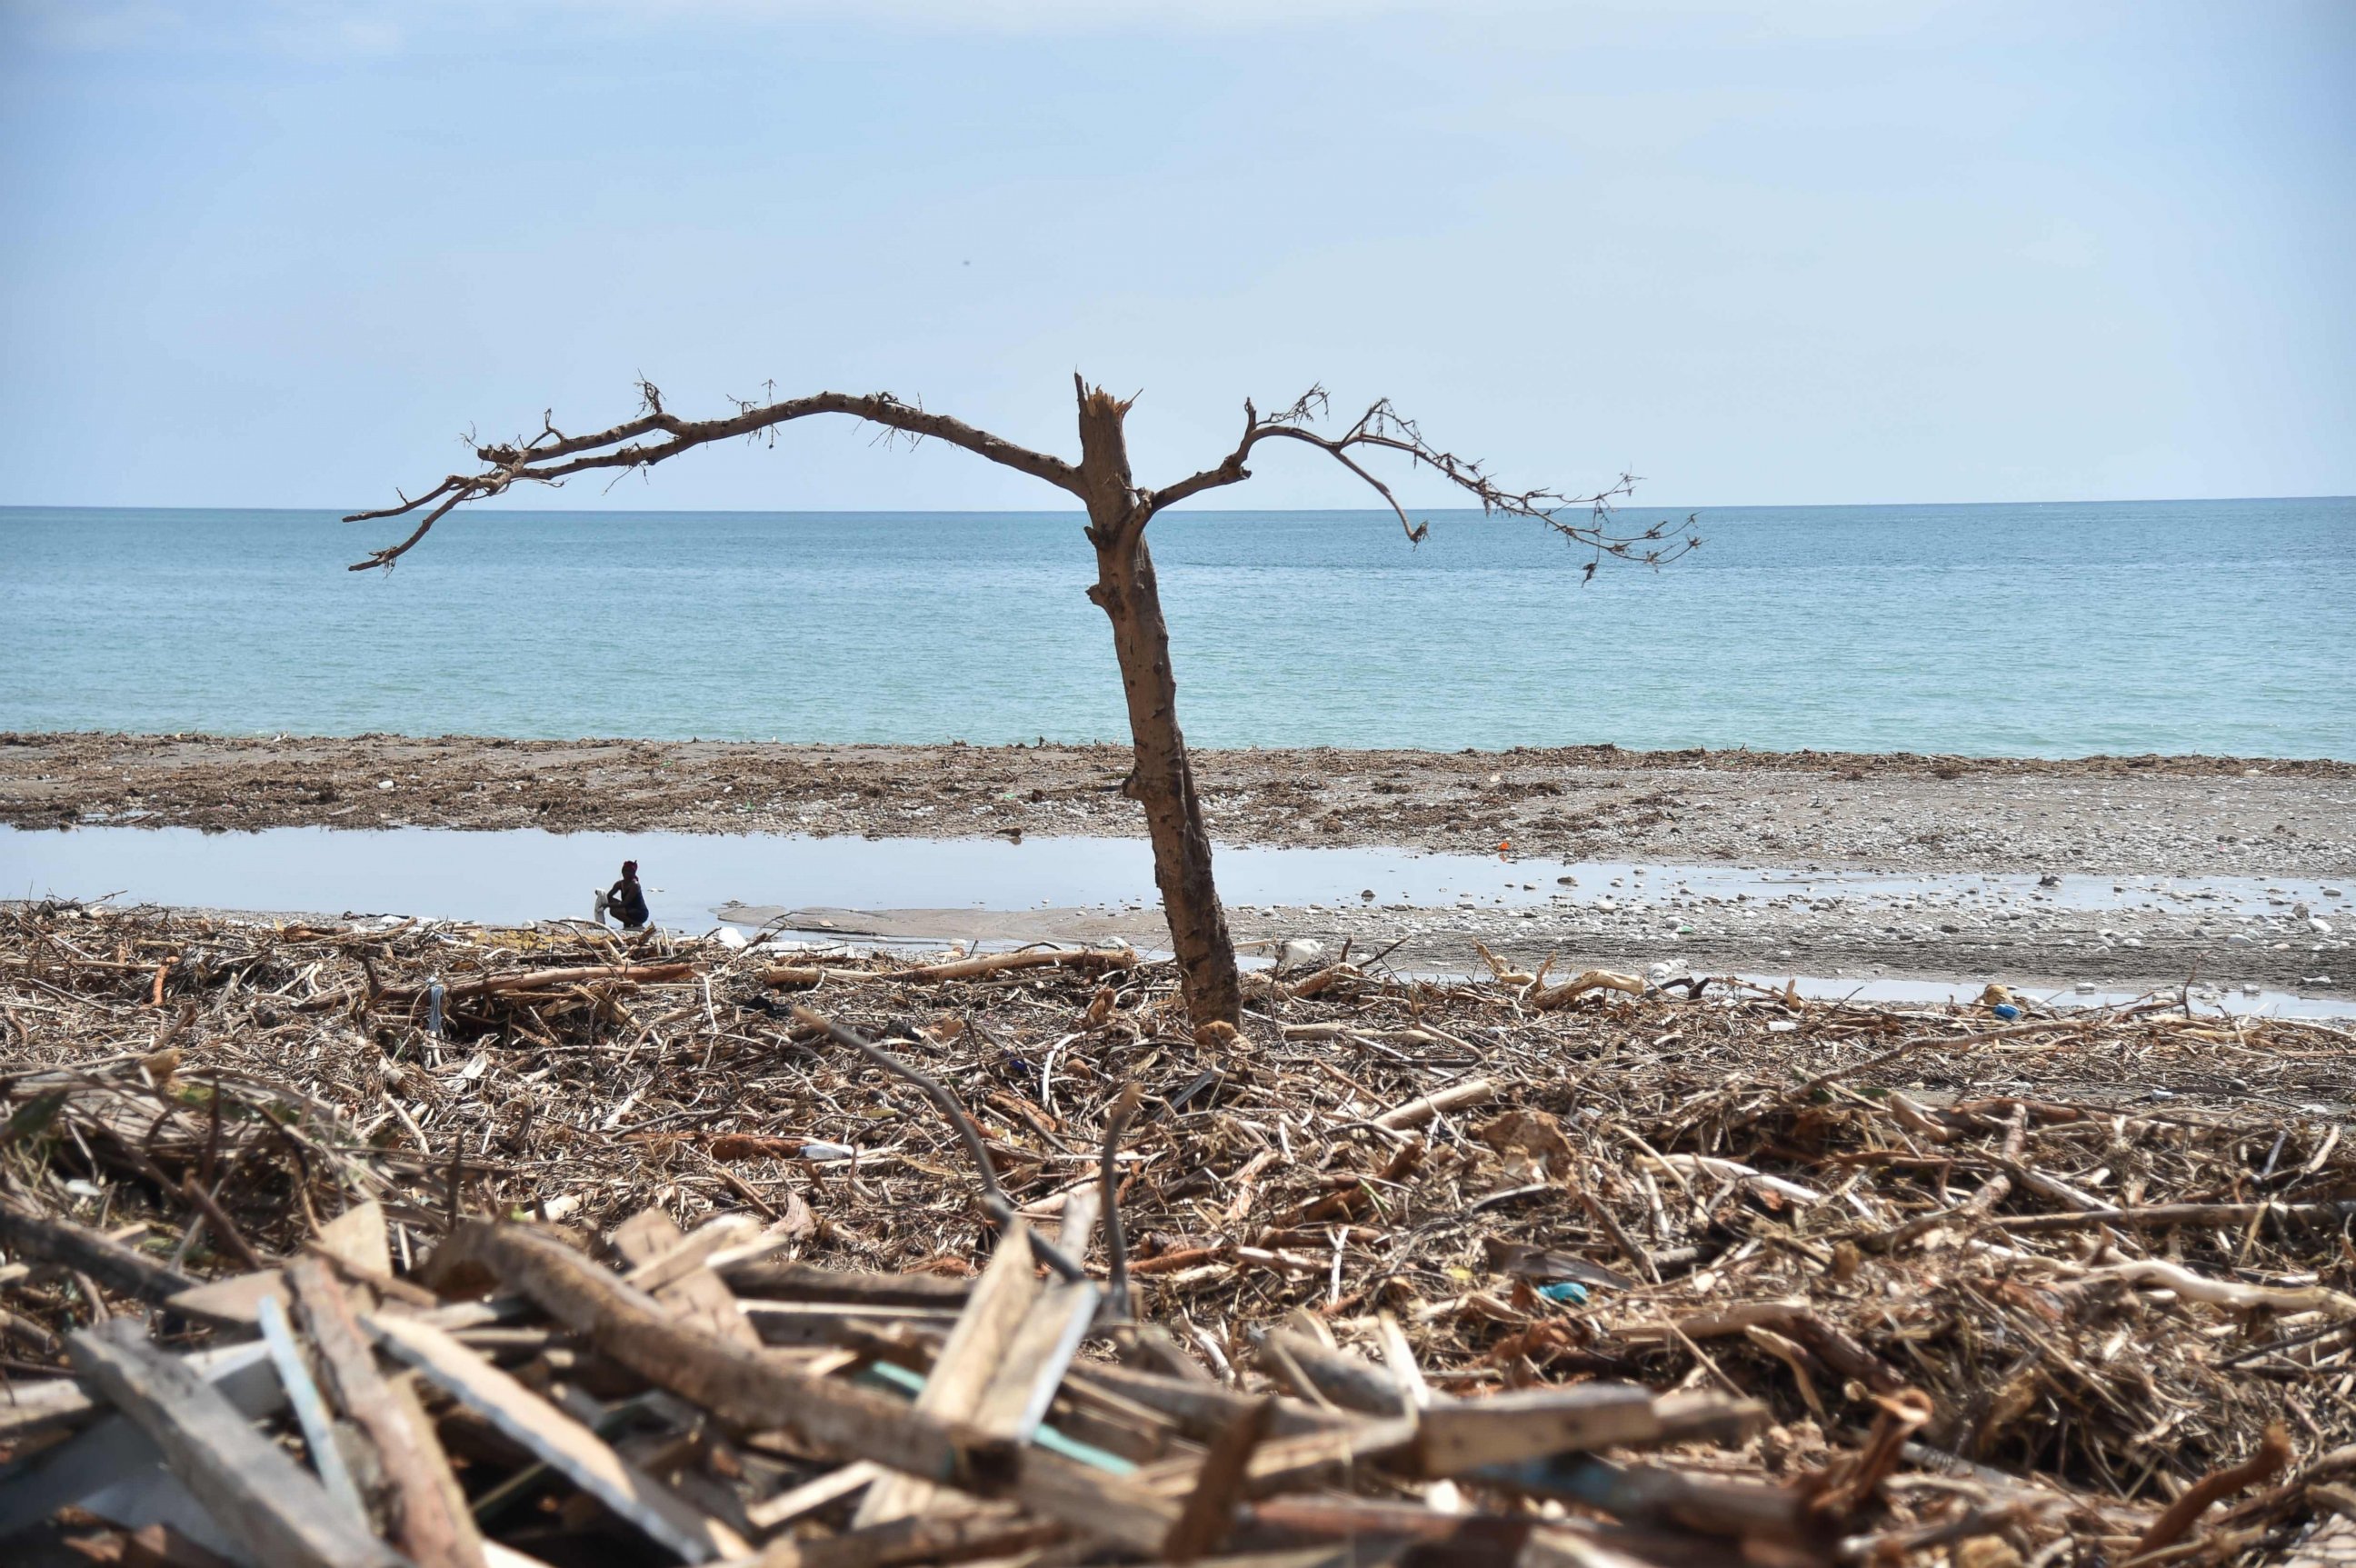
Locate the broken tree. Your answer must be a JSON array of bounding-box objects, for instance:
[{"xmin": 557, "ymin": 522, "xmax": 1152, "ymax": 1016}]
[{"xmin": 348, "ymin": 377, "xmax": 1698, "ymax": 1028}]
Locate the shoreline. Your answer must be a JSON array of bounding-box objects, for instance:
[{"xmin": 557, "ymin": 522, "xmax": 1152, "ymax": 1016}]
[
  {"xmin": 5, "ymin": 732, "xmax": 2351, "ymax": 1003},
  {"xmin": 5, "ymin": 731, "xmax": 2352, "ymax": 867}
]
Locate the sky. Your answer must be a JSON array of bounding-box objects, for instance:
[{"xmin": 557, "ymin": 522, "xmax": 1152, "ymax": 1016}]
[{"xmin": 1, "ymin": 0, "xmax": 2350, "ymax": 514}]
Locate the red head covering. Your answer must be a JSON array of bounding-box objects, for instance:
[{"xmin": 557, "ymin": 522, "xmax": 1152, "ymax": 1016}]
[{"xmin": 621, "ymin": 861, "xmax": 639, "ymax": 878}]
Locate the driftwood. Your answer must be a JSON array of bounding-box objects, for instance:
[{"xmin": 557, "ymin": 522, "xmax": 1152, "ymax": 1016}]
[
  {"xmin": 1372, "ymin": 1076, "xmax": 1495, "ymax": 1131},
  {"xmin": 2134, "ymin": 1424, "xmax": 2293, "ymax": 1556},
  {"xmin": 1530, "ymin": 969, "xmax": 1647, "ymax": 1010},
  {"xmin": 5, "ymin": 901, "xmax": 2351, "ymax": 1567},
  {"xmin": 285, "ymin": 1255, "xmax": 485, "ymax": 1568},
  {"xmin": 0, "ymin": 1203, "xmax": 195, "ymax": 1304},
  {"xmin": 766, "ymin": 946, "xmax": 1136, "ymax": 989}
]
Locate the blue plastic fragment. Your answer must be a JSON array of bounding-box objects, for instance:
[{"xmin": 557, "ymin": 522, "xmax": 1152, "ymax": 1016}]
[
  {"xmin": 1992, "ymin": 1003, "xmax": 2022, "ymax": 1020},
  {"xmin": 853, "ymin": 1353, "xmax": 1138, "ymax": 1474},
  {"xmin": 1536, "ymin": 1280, "xmax": 1590, "ymax": 1304}
]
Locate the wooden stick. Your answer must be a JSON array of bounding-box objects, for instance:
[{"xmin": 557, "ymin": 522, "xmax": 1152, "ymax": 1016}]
[
  {"xmin": 724, "ymin": 1258, "xmax": 971, "ymax": 1307},
  {"xmin": 1159, "ymin": 1395, "xmax": 1273, "ymax": 1562},
  {"xmin": 1372, "ymin": 1077, "xmax": 1494, "ymax": 1131},
  {"xmin": 1529, "ymin": 970, "xmax": 1645, "ymax": 1011},
  {"xmin": 2064, "ymin": 1259, "xmax": 2356, "ymax": 1319},
  {"xmin": 1256, "ymin": 1331, "xmax": 1407, "ymax": 1416},
  {"xmin": 1070, "ymin": 1362, "xmax": 1350, "ymax": 1441},
  {"xmin": 285, "ymin": 1256, "xmax": 486, "ymax": 1568},
  {"xmin": 792, "ymin": 1007, "xmax": 1088, "ymax": 1283},
  {"xmin": 179, "ymin": 1177, "xmax": 266, "ymax": 1273},
  {"xmin": 744, "ymin": 1507, "xmax": 1061, "ymax": 1568},
  {"xmin": 1992, "ymin": 1200, "xmax": 2356, "ymax": 1234},
  {"xmin": 2133, "ymin": 1423, "xmax": 2291, "ymax": 1557},
  {"xmin": 0, "ymin": 1203, "xmax": 195, "ymax": 1304},
  {"xmin": 66, "ymin": 1327, "xmax": 405, "ymax": 1568},
  {"xmin": 743, "ymin": 1460, "xmax": 882, "ymax": 1533},
  {"xmin": 404, "ymin": 961, "xmax": 694, "ymax": 1003},
  {"xmin": 1621, "ymin": 1300, "xmax": 1905, "ymax": 1396},
  {"xmin": 886, "ymin": 946, "xmax": 1138, "ymax": 984},
  {"xmin": 1100, "ymin": 1082, "xmax": 1142, "ymax": 1315},
  {"xmin": 306, "ymin": 961, "xmax": 694, "ymax": 1012}
]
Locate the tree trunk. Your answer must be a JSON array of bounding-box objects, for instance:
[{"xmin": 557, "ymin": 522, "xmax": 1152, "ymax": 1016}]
[{"xmin": 1073, "ymin": 384, "xmax": 1243, "ymax": 1030}]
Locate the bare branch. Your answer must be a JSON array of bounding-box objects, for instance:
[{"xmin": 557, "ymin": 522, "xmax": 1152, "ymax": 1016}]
[
  {"xmin": 1098, "ymin": 1082, "xmax": 1142, "ymax": 1319},
  {"xmin": 789, "ymin": 1005, "xmax": 1090, "ymax": 1286},
  {"xmin": 343, "ymin": 387, "xmax": 1086, "ymax": 570},
  {"xmin": 1147, "ymin": 387, "xmax": 1703, "ymax": 564}
]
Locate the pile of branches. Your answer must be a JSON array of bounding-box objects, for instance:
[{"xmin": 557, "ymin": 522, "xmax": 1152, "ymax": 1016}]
[{"xmin": 2, "ymin": 901, "xmax": 2352, "ymax": 1567}]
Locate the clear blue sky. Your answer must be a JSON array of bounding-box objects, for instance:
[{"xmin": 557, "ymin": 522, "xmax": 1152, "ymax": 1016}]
[{"xmin": 3, "ymin": 0, "xmax": 2349, "ymax": 512}]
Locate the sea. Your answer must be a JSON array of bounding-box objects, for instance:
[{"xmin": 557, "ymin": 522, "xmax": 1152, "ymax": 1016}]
[{"xmin": 3, "ymin": 498, "xmax": 2351, "ymax": 758}]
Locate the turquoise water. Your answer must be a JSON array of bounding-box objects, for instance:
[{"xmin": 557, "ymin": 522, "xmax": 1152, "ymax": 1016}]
[{"xmin": 2, "ymin": 500, "xmax": 2351, "ymax": 757}]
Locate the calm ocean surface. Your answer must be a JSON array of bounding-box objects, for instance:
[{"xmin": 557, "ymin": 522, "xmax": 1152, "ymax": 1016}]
[{"xmin": 3, "ymin": 500, "xmax": 2351, "ymax": 757}]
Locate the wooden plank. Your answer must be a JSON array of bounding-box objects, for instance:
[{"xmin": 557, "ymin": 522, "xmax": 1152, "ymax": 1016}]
[
  {"xmin": 312, "ymin": 1202, "xmax": 391, "ymax": 1277},
  {"xmin": 609, "ymin": 1210, "xmax": 762, "ymax": 1350},
  {"xmin": 970, "ymin": 1278, "xmax": 1100, "ymax": 1443},
  {"xmin": 855, "ymin": 1220, "xmax": 1042, "ymax": 1526},
  {"xmin": 166, "ymin": 1270, "xmax": 289, "ymax": 1333},
  {"xmin": 1056, "ymin": 1183, "xmax": 1102, "ymax": 1260},
  {"xmin": 65, "ymin": 1328, "xmax": 405, "ymax": 1568},
  {"xmin": 368, "ymin": 1311, "xmax": 747, "ymax": 1563},
  {"xmin": 285, "ymin": 1256, "xmax": 484, "ymax": 1568},
  {"xmin": 1413, "ymin": 1387, "xmax": 1670, "ymax": 1477}
]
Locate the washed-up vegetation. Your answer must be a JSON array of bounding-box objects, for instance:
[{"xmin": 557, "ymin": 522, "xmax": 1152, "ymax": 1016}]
[{"xmin": 3, "ymin": 901, "xmax": 2352, "ymax": 1566}]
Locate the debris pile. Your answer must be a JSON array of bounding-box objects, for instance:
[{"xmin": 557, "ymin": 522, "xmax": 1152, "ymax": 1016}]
[{"xmin": 3, "ymin": 902, "xmax": 2352, "ymax": 1566}]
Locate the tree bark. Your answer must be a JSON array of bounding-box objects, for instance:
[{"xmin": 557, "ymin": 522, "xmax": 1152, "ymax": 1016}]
[{"xmin": 1073, "ymin": 383, "xmax": 1243, "ymax": 1029}]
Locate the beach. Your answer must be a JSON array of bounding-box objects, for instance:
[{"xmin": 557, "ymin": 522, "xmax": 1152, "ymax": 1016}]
[{"xmin": 8, "ymin": 731, "xmax": 2351, "ymax": 1002}]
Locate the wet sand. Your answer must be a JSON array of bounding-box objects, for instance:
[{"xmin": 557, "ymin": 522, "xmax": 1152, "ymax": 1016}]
[{"xmin": 5, "ymin": 732, "xmax": 2351, "ymax": 1000}]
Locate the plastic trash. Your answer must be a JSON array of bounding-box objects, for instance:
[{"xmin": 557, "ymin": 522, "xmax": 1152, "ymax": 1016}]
[
  {"xmin": 424, "ymin": 979, "xmax": 444, "ymax": 1038},
  {"xmin": 800, "ymin": 1141, "xmax": 858, "ymax": 1162},
  {"xmin": 1536, "ymin": 1280, "xmax": 1590, "ymax": 1304},
  {"xmin": 1992, "ymin": 1003, "xmax": 2021, "ymax": 1021}
]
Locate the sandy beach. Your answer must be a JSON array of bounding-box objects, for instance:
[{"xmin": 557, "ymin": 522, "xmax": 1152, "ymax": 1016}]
[{"xmin": 5, "ymin": 732, "xmax": 2351, "ymax": 1000}]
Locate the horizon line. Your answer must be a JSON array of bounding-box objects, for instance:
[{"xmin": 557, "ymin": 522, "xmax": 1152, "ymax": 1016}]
[{"xmin": 3, "ymin": 494, "xmax": 2352, "ymax": 517}]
